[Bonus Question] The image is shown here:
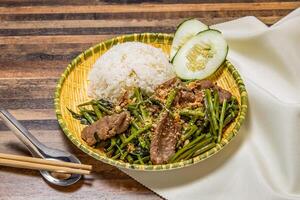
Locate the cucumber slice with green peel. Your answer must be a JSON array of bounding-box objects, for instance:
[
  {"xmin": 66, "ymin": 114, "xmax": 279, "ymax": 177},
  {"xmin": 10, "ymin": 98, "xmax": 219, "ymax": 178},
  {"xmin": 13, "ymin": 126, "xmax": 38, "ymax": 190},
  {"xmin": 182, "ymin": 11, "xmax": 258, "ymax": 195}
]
[
  {"xmin": 170, "ymin": 19, "xmax": 208, "ymax": 61},
  {"xmin": 172, "ymin": 29, "xmax": 228, "ymax": 80}
]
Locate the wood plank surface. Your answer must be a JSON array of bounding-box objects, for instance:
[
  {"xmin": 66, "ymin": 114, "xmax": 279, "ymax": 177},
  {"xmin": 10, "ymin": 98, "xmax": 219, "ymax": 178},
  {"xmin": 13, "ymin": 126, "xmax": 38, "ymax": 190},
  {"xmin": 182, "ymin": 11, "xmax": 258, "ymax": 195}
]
[
  {"xmin": 1, "ymin": 2, "xmax": 299, "ymax": 14},
  {"xmin": 0, "ymin": 0, "xmax": 298, "ymax": 199}
]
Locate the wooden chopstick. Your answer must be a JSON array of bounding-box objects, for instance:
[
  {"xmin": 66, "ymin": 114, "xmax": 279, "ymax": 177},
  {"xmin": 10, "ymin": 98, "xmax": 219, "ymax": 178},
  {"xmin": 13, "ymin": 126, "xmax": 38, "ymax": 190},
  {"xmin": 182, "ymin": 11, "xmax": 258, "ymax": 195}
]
[
  {"xmin": 0, "ymin": 153, "xmax": 92, "ymax": 175},
  {"xmin": 0, "ymin": 158, "xmax": 90, "ymax": 175},
  {"xmin": 0, "ymin": 153, "xmax": 92, "ymax": 170}
]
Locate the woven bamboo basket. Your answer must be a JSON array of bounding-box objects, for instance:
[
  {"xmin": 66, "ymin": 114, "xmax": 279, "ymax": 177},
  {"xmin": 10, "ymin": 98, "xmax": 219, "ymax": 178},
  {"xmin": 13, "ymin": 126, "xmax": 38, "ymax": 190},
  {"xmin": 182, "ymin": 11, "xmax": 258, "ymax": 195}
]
[{"xmin": 54, "ymin": 33, "xmax": 248, "ymax": 171}]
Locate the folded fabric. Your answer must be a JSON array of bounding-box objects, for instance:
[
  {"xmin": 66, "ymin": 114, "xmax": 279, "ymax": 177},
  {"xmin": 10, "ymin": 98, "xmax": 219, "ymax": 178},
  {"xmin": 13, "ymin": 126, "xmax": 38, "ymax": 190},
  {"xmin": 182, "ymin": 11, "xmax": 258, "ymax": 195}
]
[{"xmin": 122, "ymin": 8, "xmax": 300, "ymax": 200}]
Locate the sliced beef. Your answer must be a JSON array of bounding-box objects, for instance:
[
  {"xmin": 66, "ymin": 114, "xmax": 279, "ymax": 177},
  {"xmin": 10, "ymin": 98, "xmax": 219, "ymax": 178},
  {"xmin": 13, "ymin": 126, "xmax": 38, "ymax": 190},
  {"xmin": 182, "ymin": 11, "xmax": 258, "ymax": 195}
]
[
  {"xmin": 174, "ymin": 88, "xmax": 204, "ymax": 108},
  {"xmin": 188, "ymin": 80, "xmax": 232, "ymax": 103},
  {"xmin": 155, "ymin": 77, "xmax": 182, "ymax": 102},
  {"xmin": 216, "ymin": 86, "xmax": 232, "ymax": 103},
  {"xmin": 155, "ymin": 78, "xmax": 232, "ymax": 109},
  {"xmin": 81, "ymin": 111, "xmax": 131, "ymax": 146},
  {"xmin": 187, "ymin": 80, "xmax": 215, "ymax": 91},
  {"xmin": 157, "ymin": 77, "xmax": 181, "ymax": 91},
  {"xmin": 179, "ymin": 89, "xmax": 196, "ymax": 104},
  {"xmin": 150, "ymin": 112, "xmax": 181, "ymax": 164}
]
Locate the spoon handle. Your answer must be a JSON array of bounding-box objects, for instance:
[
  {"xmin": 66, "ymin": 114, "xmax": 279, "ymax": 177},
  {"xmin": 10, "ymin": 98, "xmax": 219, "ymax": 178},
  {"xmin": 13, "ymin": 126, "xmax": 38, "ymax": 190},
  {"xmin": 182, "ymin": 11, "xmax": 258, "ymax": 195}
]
[{"xmin": 0, "ymin": 109, "xmax": 47, "ymax": 158}]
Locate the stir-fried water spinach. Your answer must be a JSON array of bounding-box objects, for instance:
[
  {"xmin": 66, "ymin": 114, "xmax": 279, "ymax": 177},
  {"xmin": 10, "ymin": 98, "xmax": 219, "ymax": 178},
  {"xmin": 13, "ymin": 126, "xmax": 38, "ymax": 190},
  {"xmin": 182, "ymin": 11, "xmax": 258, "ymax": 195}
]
[{"xmin": 68, "ymin": 78, "xmax": 239, "ymax": 165}]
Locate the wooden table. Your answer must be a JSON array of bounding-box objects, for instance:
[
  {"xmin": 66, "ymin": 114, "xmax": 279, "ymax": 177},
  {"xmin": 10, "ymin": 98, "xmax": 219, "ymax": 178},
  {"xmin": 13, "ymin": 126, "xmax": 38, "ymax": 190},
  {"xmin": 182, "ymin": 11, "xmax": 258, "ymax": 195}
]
[{"xmin": 0, "ymin": 1, "xmax": 299, "ymax": 199}]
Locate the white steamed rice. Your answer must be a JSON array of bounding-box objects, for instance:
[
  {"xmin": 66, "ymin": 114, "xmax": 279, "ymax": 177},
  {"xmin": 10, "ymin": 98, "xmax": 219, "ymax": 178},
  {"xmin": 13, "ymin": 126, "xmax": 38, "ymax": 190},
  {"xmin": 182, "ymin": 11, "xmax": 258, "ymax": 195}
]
[{"xmin": 88, "ymin": 42, "xmax": 175, "ymax": 102}]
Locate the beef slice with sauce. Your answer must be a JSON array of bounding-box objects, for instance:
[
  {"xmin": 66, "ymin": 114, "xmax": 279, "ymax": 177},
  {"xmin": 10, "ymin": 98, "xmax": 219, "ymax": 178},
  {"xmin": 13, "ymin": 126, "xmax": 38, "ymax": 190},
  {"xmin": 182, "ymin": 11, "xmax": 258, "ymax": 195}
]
[
  {"xmin": 155, "ymin": 78, "xmax": 202, "ymax": 108},
  {"xmin": 81, "ymin": 111, "xmax": 131, "ymax": 146},
  {"xmin": 173, "ymin": 88, "xmax": 204, "ymax": 108},
  {"xmin": 188, "ymin": 80, "xmax": 232, "ymax": 103},
  {"xmin": 215, "ymin": 86, "xmax": 232, "ymax": 103},
  {"xmin": 155, "ymin": 77, "xmax": 182, "ymax": 102},
  {"xmin": 187, "ymin": 80, "xmax": 215, "ymax": 91},
  {"xmin": 150, "ymin": 112, "xmax": 181, "ymax": 164}
]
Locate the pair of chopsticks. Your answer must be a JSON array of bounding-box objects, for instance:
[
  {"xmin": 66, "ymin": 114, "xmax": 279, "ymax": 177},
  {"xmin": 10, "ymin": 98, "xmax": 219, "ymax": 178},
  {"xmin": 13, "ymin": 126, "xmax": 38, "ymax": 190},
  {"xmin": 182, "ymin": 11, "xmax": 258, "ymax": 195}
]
[{"xmin": 0, "ymin": 152, "xmax": 92, "ymax": 175}]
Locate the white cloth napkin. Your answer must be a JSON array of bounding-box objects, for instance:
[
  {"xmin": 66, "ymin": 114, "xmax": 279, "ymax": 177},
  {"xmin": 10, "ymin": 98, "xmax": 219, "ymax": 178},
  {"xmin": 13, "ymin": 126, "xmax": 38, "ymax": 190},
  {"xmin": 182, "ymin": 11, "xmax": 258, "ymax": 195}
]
[{"xmin": 122, "ymin": 9, "xmax": 300, "ymax": 200}]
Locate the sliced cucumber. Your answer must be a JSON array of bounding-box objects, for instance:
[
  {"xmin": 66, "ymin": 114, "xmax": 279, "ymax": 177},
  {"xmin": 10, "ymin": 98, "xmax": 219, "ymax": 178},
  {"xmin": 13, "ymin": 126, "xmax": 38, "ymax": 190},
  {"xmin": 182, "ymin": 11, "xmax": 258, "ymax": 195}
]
[
  {"xmin": 170, "ymin": 19, "xmax": 208, "ymax": 61},
  {"xmin": 172, "ymin": 29, "xmax": 228, "ymax": 80}
]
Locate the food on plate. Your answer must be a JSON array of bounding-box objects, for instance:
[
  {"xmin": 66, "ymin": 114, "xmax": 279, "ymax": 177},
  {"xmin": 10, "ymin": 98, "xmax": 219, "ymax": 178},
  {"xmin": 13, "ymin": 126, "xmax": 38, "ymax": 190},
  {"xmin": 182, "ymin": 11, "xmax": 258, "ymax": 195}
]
[
  {"xmin": 69, "ymin": 78, "xmax": 239, "ymax": 165},
  {"xmin": 81, "ymin": 111, "xmax": 131, "ymax": 146},
  {"xmin": 68, "ymin": 19, "xmax": 239, "ymax": 165},
  {"xmin": 150, "ymin": 111, "xmax": 181, "ymax": 164}
]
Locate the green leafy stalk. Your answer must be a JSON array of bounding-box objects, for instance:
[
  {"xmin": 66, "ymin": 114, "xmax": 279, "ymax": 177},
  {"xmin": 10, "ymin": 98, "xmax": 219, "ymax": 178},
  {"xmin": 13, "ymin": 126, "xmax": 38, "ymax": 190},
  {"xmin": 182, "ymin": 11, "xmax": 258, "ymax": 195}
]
[
  {"xmin": 131, "ymin": 121, "xmax": 140, "ymax": 130},
  {"xmin": 134, "ymin": 87, "xmax": 143, "ymax": 102},
  {"xmin": 175, "ymin": 137, "xmax": 212, "ymax": 162},
  {"xmin": 127, "ymin": 155, "xmax": 134, "ymax": 163},
  {"xmin": 79, "ymin": 108, "xmax": 95, "ymax": 124},
  {"xmin": 132, "ymin": 110, "xmax": 143, "ymax": 122},
  {"xmin": 140, "ymin": 105, "xmax": 150, "ymax": 122},
  {"xmin": 192, "ymin": 142, "xmax": 216, "ymax": 157},
  {"xmin": 148, "ymin": 97, "xmax": 163, "ymax": 108},
  {"xmin": 92, "ymin": 104, "xmax": 103, "ymax": 119},
  {"xmin": 81, "ymin": 109, "xmax": 96, "ymax": 116},
  {"xmin": 120, "ymin": 124, "xmax": 152, "ymax": 149},
  {"xmin": 223, "ymin": 109, "xmax": 238, "ymax": 127},
  {"xmin": 214, "ymin": 90, "xmax": 219, "ymax": 120},
  {"xmin": 165, "ymin": 88, "xmax": 178, "ymax": 109},
  {"xmin": 97, "ymin": 103, "xmax": 113, "ymax": 115},
  {"xmin": 106, "ymin": 148, "xmax": 114, "ymax": 157},
  {"xmin": 205, "ymin": 89, "xmax": 218, "ymax": 135},
  {"xmin": 137, "ymin": 154, "xmax": 144, "ymax": 164},
  {"xmin": 134, "ymin": 87, "xmax": 150, "ymax": 123},
  {"xmin": 188, "ymin": 136, "xmax": 213, "ymax": 158},
  {"xmin": 169, "ymin": 134, "xmax": 206, "ymax": 163},
  {"xmin": 195, "ymin": 119, "xmax": 208, "ymax": 137},
  {"xmin": 179, "ymin": 109, "xmax": 205, "ymax": 118},
  {"xmin": 115, "ymin": 143, "xmax": 124, "ymax": 156},
  {"xmin": 133, "ymin": 156, "xmax": 150, "ymax": 164},
  {"xmin": 120, "ymin": 151, "xmax": 129, "ymax": 160},
  {"xmin": 144, "ymin": 137, "xmax": 151, "ymax": 149},
  {"xmin": 127, "ymin": 104, "xmax": 138, "ymax": 111},
  {"xmin": 77, "ymin": 100, "xmax": 93, "ymax": 107},
  {"xmin": 189, "ymin": 116, "xmax": 198, "ymax": 125},
  {"xmin": 67, "ymin": 108, "xmax": 82, "ymax": 120},
  {"xmin": 138, "ymin": 136, "xmax": 148, "ymax": 149},
  {"xmin": 218, "ymin": 99, "xmax": 227, "ymax": 143},
  {"xmin": 194, "ymin": 129, "xmax": 202, "ymax": 137},
  {"xmin": 106, "ymin": 133, "xmax": 127, "ymax": 151},
  {"xmin": 111, "ymin": 152, "xmax": 121, "ymax": 159},
  {"xmin": 106, "ymin": 138, "xmax": 116, "ymax": 152},
  {"xmin": 120, "ymin": 134, "xmax": 127, "ymax": 143},
  {"xmin": 177, "ymin": 124, "xmax": 198, "ymax": 147},
  {"xmin": 98, "ymin": 99, "xmax": 114, "ymax": 109}
]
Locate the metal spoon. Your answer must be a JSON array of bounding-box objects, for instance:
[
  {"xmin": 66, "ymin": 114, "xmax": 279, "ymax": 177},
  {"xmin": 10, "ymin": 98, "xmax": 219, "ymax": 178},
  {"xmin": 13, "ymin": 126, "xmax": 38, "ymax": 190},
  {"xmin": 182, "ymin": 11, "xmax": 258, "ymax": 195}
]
[{"xmin": 0, "ymin": 109, "xmax": 82, "ymax": 186}]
